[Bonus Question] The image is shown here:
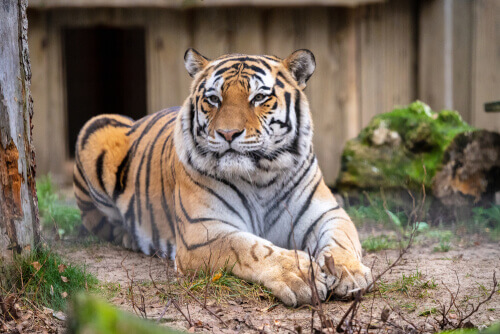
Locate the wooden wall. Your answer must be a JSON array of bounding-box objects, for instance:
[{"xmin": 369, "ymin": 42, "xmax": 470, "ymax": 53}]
[{"xmin": 28, "ymin": 0, "xmax": 500, "ymax": 185}]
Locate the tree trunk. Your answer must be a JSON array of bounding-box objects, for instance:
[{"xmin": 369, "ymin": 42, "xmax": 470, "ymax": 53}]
[{"xmin": 0, "ymin": 0, "xmax": 40, "ymax": 259}]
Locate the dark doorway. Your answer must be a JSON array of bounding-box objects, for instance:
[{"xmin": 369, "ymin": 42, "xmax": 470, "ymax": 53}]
[{"xmin": 63, "ymin": 27, "xmax": 147, "ymax": 157}]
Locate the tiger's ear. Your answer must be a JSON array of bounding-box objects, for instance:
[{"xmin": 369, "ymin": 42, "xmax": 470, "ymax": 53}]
[
  {"xmin": 184, "ymin": 48, "xmax": 209, "ymax": 77},
  {"xmin": 283, "ymin": 49, "xmax": 316, "ymax": 89}
]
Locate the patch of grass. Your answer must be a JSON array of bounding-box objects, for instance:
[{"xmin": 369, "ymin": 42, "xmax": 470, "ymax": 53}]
[
  {"xmin": 362, "ymin": 235, "xmax": 400, "ymax": 252},
  {"xmin": 1, "ymin": 248, "xmax": 98, "ymax": 310},
  {"xmin": 400, "ymin": 301, "xmax": 417, "ymax": 312},
  {"xmin": 37, "ymin": 175, "xmax": 81, "ymax": 237},
  {"xmin": 433, "ymin": 239, "xmax": 452, "ymax": 252},
  {"xmin": 471, "ymin": 205, "xmax": 500, "ymax": 240},
  {"xmin": 95, "ymin": 281, "xmax": 123, "ymax": 300},
  {"xmin": 419, "ymin": 307, "xmax": 438, "ymax": 316},
  {"xmin": 378, "ymin": 270, "xmax": 437, "ymax": 298},
  {"xmin": 179, "ymin": 264, "xmax": 274, "ymax": 304},
  {"xmin": 345, "ymin": 192, "xmax": 411, "ymax": 230}
]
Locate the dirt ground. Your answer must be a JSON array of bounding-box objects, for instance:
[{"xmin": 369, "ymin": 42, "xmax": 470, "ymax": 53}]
[{"xmin": 52, "ymin": 234, "xmax": 500, "ymax": 333}]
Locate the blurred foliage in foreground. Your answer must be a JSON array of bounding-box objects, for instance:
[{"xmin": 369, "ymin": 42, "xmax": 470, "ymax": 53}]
[
  {"xmin": 37, "ymin": 175, "xmax": 81, "ymax": 237},
  {"xmin": 67, "ymin": 294, "xmax": 183, "ymax": 334}
]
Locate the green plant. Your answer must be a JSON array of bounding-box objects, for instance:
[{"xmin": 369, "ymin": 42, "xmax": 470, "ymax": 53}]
[
  {"xmin": 433, "ymin": 240, "xmax": 451, "ymax": 252},
  {"xmin": 361, "ymin": 235, "xmax": 399, "ymax": 252},
  {"xmin": 472, "ymin": 205, "xmax": 500, "ymax": 240},
  {"xmin": 1, "ymin": 248, "xmax": 98, "ymax": 310},
  {"xmin": 378, "ymin": 270, "xmax": 437, "ymax": 298},
  {"xmin": 37, "ymin": 175, "xmax": 81, "ymax": 236},
  {"xmin": 345, "ymin": 192, "xmax": 408, "ymax": 229},
  {"xmin": 182, "ymin": 264, "xmax": 274, "ymax": 303}
]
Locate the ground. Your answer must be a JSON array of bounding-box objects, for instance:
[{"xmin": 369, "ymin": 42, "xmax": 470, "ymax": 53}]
[
  {"xmin": 7, "ymin": 179, "xmax": 496, "ymax": 333},
  {"xmin": 50, "ymin": 230, "xmax": 500, "ymax": 333}
]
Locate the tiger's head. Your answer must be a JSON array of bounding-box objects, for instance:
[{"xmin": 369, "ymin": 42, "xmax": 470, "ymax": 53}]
[{"xmin": 176, "ymin": 49, "xmax": 316, "ymax": 181}]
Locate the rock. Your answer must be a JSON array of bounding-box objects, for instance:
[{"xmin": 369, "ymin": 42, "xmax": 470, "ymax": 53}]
[{"xmin": 337, "ymin": 101, "xmax": 474, "ymax": 191}]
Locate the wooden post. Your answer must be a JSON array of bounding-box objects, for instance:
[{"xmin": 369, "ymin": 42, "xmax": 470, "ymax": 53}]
[{"xmin": 0, "ymin": 0, "xmax": 40, "ymax": 258}]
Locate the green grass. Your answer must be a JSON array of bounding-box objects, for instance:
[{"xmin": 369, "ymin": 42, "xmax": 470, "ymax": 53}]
[
  {"xmin": 433, "ymin": 240, "xmax": 452, "ymax": 252},
  {"xmin": 378, "ymin": 270, "xmax": 437, "ymax": 298},
  {"xmin": 362, "ymin": 235, "xmax": 400, "ymax": 252},
  {"xmin": 471, "ymin": 205, "xmax": 500, "ymax": 240},
  {"xmin": 37, "ymin": 175, "xmax": 81, "ymax": 237},
  {"xmin": 345, "ymin": 192, "xmax": 410, "ymax": 230},
  {"xmin": 0, "ymin": 248, "xmax": 98, "ymax": 310},
  {"xmin": 179, "ymin": 265, "xmax": 275, "ymax": 303}
]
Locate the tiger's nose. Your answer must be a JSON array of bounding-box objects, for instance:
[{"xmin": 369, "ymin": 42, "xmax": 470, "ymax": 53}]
[{"xmin": 216, "ymin": 129, "xmax": 244, "ymax": 143}]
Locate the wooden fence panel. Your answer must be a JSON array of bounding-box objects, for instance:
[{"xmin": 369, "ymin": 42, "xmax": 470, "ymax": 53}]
[
  {"xmin": 147, "ymin": 10, "xmax": 191, "ymax": 113},
  {"xmin": 472, "ymin": 0, "xmax": 500, "ymax": 131},
  {"xmin": 358, "ymin": 0, "xmax": 416, "ymax": 127},
  {"xmin": 227, "ymin": 8, "xmax": 265, "ymax": 55}
]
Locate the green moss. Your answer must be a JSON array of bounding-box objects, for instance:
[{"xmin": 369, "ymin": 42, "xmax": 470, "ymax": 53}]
[{"xmin": 337, "ymin": 101, "xmax": 474, "ymax": 190}]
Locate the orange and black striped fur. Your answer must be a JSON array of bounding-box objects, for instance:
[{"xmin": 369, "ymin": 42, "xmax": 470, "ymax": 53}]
[{"xmin": 74, "ymin": 49, "xmax": 372, "ymax": 306}]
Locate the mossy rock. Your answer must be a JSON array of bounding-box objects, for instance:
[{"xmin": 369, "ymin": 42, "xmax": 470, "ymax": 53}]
[
  {"xmin": 67, "ymin": 294, "xmax": 183, "ymax": 334},
  {"xmin": 337, "ymin": 101, "xmax": 474, "ymax": 191}
]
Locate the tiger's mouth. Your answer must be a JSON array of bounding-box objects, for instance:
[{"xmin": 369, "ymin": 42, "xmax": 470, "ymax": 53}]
[{"xmin": 217, "ymin": 148, "xmax": 245, "ymax": 158}]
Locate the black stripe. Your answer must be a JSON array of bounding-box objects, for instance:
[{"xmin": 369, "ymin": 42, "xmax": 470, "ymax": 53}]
[
  {"xmin": 212, "ymin": 56, "xmax": 263, "ymax": 70},
  {"xmin": 263, "ymin": 152, "xmax": 314, "ymax": 229},
  {"xmin": 290, "ymin": 92, "xmax": 302, "ymax": 154},
  {"xmin": 248, "ymin": 65, "xmax": 266, "ymax": 75},
  {"xmin": 73, "ymin": 174, "xmax": 90, "ymax": 197},
  {"xmin": 81, "ymin": 117, "xmax": 130, "ymax": 149},
  {"xmin": 277, "ymin": 71, "xmax": 293, "ymax": 87},
  {"xmin": 96, "ymin": 151, "xmax": 106, "ymax": 194},
  {"xmin": 160, "ymin": 134, "xmax": 176, "ymax": 237},
  {"xmin": 183, "ymin": 165, "xmax": 244, "ymax": 223},
  {"xmin": 300, "ymin": 207, "xmax": 341, "ymax": 250},
  {"xmin": 113, "ymin": 150, "xmax": 130, "ymax": 200},
  {"xmin": 178, "ymin": 188, "xmax": 239, "ymax": 229},
  {"xmin": 287, "ymin": 178, "xmax": 322, "ymax": 247},
  {"xmin": 134, "ymin": 144, "xmax": 149, "ymax": 226}
]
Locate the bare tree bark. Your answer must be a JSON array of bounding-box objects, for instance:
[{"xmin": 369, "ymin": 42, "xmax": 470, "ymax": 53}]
[{"xmin": 0, "ymin": 0, "xmax": 40, "ymax": 258}]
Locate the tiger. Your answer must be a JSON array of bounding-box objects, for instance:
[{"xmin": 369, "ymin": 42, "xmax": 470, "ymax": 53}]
[{"xmin": 73, "ymin": 49, "xmax": 372, "ymax": 306}]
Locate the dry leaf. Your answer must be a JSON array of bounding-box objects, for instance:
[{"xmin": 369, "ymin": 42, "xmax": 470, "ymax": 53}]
[
  {"xmin": 325, "ymin": 255, "xmax": 336, "ymax": 276},
  {"xmin": 32, "ymin": 261, "xmax": 42, "ymax": 271},
  {"xmin": 61, "ymin": 276, "xmax": 68, "ymax": 283},
  {"xmin": 61, "ymin": 292, "xmax": 68, "ymax": 299},
  {"xmin": 58, "ymin": 264, "xmax": 67, "ymax": 273},
  {"xmin": 212, "ymin": 272, "xmax": 222, "ymax": 282},
  {"xmin": 50, "ymin": 285, "xmax": 54, "ymax": 296}
]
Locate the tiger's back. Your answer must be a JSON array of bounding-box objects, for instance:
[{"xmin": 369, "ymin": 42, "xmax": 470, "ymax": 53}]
[{"xmin": 73, "ymin": 107, "xmax": 180, "ymax": 258}]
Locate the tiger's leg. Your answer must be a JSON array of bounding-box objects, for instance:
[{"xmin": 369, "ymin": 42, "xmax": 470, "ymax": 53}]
[
  {"xmin": 302, "ymin": 204, "xmax": 373, "ymax": 299},
  {"xmin": 175, "ymin": 223, "xmax": 328, "ymax": 307},
  {"xmin": 73, "ymin": 166, "xmax": 136, "ymax": 250}
]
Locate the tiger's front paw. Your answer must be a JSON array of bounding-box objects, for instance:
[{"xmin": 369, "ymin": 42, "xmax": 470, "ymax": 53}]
[
  {"xmin": 263, "ymin": 250, "xmax": 328, "ymax": 307},
  {"xmin": 317, "ymin": 253, "xmax": 373, "ymax": 299}
]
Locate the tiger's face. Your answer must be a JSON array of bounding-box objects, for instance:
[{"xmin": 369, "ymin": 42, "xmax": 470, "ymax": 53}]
[{"xmin": 178, "ymin": 49, "xmax": 316, "ymax": 180}]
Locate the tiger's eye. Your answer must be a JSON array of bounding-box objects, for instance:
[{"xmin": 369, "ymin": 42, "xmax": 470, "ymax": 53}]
[
  {"xmin": 208, "ymin": 95, "xmax": 220, "ymax": 105},
  {"xmin": 253, "ymin": 94, "xmax": 265, "ymax": 103}
]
